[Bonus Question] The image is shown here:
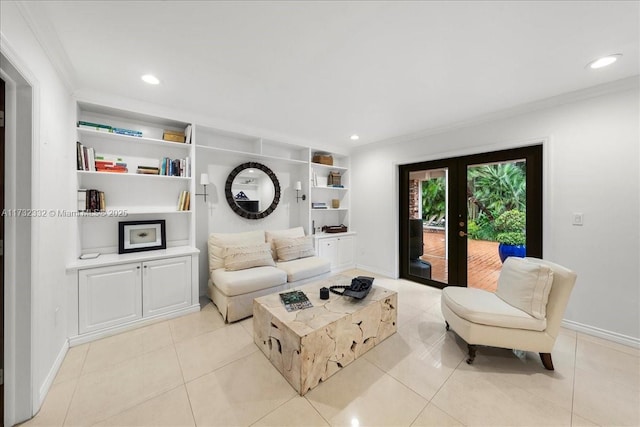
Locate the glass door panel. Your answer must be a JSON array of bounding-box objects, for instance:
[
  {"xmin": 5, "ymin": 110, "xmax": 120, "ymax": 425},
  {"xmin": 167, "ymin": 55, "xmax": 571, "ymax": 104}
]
[
  {"xmin": 407, "ymin": 168, "xmax": 449, "ymax": 286},
  {"xmin": 466, "ymin": 159, "xmax": 526, "ymax": 292}
]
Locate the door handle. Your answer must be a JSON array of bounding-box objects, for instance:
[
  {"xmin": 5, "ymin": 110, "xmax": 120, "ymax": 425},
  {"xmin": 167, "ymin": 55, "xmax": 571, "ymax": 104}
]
[{"xmin": 458, "ymin": 231, "xmax": 468, "ymax": 237}]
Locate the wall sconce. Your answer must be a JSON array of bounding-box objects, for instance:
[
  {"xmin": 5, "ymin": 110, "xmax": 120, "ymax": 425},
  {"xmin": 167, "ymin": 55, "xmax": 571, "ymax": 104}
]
[
  {"xmin": 196, "ymin": 173, "xmax": 209, "ymax": 202},
  {"xmin": 295, "ymin": 181, "xmax": 306, "ymax": 203}
]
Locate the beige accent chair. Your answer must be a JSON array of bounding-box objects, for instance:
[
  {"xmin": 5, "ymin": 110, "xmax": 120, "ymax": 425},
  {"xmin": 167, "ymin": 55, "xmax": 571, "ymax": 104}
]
[{"xmin": 441, "ymin": 257, "xmax": 577, "ymax": 370}]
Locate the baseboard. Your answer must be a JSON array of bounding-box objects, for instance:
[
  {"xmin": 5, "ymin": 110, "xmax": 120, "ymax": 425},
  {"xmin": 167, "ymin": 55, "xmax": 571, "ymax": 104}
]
[
  {"xmin": 562, "ymin": 319, "xmax": 640, "ymax": 349},
  {"xmin": 37, "ymin": 339, "xmax": 69, "ymax": 410},
  {"xmin": 355, "ymin": 263, "xmax": 396, "ymax": 279}
]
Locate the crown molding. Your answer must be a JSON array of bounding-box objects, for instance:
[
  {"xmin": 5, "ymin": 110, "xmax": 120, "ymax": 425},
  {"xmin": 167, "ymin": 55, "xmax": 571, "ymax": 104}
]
[
  {"xmin": 16, "ymin": 1, "xmax": 78, "ymax": 92},
  {"xmin": 354, "ymin": 75, "xmax": 640, "ymax": 153}
]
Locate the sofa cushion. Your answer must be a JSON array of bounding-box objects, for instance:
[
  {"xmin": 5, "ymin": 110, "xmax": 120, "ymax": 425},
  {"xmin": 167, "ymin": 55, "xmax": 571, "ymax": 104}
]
[
  {"xmin": 274, "ymin": 235, "xmax": 315, "ymax": 261},
  {"xmin": 442, "ymin": 286, "xmax": 546, "ymax": 331},
  {"xmin": 224, "ymin": 243, "xmax": 275, "ymax": 271},
  {"xmin": 208, "ymin": 230, "xmax": 265, "ymax": 271},
  {"xmin": 496, "ymin": 257, "xmax": 554, "ymax": 319},
  {"xmin": 265, "ymin": 227, "xmax": 305, "ymax": 259},
  {"xmin": 276, "ymin": 256, "xmax": 331, "ymax": 282},
  {"xmin": 211, "ymin": 266, "xmax": 287, "ymax": 297}
]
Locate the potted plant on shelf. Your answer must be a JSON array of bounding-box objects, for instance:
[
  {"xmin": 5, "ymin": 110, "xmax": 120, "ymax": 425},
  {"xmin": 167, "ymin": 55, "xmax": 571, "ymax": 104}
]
[{"xmin": 495, "ymin": 209, "xmax": 526, "ymax": 262}]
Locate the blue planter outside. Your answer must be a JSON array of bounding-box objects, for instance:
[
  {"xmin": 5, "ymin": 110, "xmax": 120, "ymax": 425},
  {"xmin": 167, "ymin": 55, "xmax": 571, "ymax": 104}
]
[{"xmin": 498, "ymin": 243, "xmax": 526, "ymax": 263}]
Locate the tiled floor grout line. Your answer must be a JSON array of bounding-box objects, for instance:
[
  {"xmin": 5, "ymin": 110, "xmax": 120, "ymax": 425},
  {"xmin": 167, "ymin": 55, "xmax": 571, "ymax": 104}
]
[{"xmin": 61, "ymin": 342, "xmax": 90, "ymax": 427}]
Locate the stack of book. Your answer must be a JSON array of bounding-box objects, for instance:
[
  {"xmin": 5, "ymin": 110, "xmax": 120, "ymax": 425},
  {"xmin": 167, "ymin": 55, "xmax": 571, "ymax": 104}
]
[
  {"xmin": 95, "ymin": 155, "xmax": 128, "ymax": 173},
  {"xmin": 76, "ymin": 141, "xmax": 96, "ymax": 171},
  {"xmin": 77, "ymin": 121, "xmax": 142, "ymax": 137},
  {"xmin": 177, "ymin": 191, "xmax": 190, "ymax": 211},
  {"xmin": 78, "ymin": 189, "xmax": 105, "ymax": 212},
  {"xmin": 160, "ymin": 157, "xmax": 191, "ymax": 177},
  {"xmin": 312, "ymin": 202, "xmax": 328, "ymax": 209},
  {"xmin": 136, "ymin": 166, "xmax": 160, "ymax": 175}
]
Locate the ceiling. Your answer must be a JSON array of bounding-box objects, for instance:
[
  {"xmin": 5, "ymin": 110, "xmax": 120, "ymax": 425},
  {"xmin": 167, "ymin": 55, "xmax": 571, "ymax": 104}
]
[{"xmin": 22, "ymin": 1, "xmax": 639, "ymax": 151}]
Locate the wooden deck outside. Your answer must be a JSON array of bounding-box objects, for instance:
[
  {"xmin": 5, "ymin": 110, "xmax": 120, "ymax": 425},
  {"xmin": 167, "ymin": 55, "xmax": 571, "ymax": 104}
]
[{"xmin": 420, "ymin": 230, "xmax": 501, "ymax": 292}]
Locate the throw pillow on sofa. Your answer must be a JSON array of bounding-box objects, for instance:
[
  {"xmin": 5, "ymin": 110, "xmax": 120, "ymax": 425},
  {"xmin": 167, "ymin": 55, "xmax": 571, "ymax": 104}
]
[
  {"xmin": 274, "ymin": 235, "xmax": 315, "ymax": 262},
  {"xmin": 223, "ymin": 243, "xmax": 275, "ymax": 271},
  {"xmin": 208, "ymin": 230, "xmax": 265, "ymax": 271},
  {"xmin": 265, "ymin": 226, "xmax": 305, "ymax": 259}
]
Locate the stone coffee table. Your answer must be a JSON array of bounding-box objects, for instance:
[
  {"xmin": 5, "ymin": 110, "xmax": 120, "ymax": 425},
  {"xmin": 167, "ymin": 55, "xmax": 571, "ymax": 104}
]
[{"xmin": 253, "ymin": 275, "xmax": 397, "ymax": 395}]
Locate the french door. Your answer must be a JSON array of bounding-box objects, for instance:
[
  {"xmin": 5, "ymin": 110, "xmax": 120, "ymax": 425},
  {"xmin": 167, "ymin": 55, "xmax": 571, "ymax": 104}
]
[{"xmin": 399, "ymin": 145, "xmax": 542, "ymax": 290}]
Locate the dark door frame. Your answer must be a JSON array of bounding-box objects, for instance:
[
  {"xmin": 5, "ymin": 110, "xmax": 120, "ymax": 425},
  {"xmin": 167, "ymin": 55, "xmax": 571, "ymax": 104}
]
[{"xmin": 399, "ymin": 144, "xmax": 543, "ymax": 288}]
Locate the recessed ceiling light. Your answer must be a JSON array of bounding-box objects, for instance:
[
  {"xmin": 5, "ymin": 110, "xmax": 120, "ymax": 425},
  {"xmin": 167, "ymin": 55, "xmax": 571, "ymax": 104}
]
[
  {"xmin": 141, "ymin": 74, "xmax": 160, "ymax": 85},
  {"xmin": 350, "ymin": 134, "xmax": 360, "ymax": 141},
  {"xmin": 587, "ymin": 54, "xmax": 622, "ymax": 69}
]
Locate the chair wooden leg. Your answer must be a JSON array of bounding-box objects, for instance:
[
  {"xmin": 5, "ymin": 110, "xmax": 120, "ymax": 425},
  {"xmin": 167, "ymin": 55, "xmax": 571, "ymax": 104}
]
[
  {"xmin": 466, "ymin": 344, "xmax": 477, "ymax": 364},
  {"xmin": 445, "ymin": 321, "xmax": 450, "ymax": 331},
  {"xmin": 540, "ymin": 353, "xmax": 554, "ymax": 370}
]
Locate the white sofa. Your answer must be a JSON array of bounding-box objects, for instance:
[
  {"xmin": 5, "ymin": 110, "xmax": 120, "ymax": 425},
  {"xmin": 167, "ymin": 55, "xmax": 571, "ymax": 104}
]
[{"xmin": 207, "ymin": 227, "xmax": 331, "ymax": 322}]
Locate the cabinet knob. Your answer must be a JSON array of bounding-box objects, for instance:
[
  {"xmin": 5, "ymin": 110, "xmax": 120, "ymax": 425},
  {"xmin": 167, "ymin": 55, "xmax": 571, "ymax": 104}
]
[{"xmin": 136, "ymin": 266, "xmax": 141, "ymax": 269}]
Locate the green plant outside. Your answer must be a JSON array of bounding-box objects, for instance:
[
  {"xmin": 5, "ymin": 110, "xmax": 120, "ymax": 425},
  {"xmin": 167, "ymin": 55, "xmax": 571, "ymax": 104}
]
[
  {"xmin": 417, "ymin": 162, "xmax": 527, "ymax": 243},
  {"xmin": 421, "ymin": 177, "xmax": 446, "ymax": 221},
  {"xmin": 494, "ymin": 209, "xmax": 526, "ymax": 245}
]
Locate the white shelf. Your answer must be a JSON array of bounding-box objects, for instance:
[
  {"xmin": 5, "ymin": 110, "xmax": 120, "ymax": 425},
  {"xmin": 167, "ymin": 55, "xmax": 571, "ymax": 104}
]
[
  {"xmin": 67, "ymin": 246, "xmax": 199, "ymax": 271},
  {"xmin": 196, "ymin": 144, "xmax": 308, "ymax": 165},
  {"xmin": 310, "ymin": 162, "xmax": 348, "ymax": 172},
  {"xmin": 311, "ymin": 186, "xmax": 348, "ymax": 191},
  {"xmin": 77, "ymin": 170, "xmax": 190, "ymax": 180},
  {"xmin": 78, "ymin": 128, "xmax": 191, "ymax": 150},
  {"xmin": 78, "ymin": 208, "xmax": 192, "ymax": 216}
]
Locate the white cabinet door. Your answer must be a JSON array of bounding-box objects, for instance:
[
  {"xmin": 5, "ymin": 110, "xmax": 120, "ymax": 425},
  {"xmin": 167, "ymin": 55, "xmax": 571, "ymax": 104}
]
[
  {"xmin": 337, "ymin": 236, "xmax": 355, "ymax": 270},
  {"xmin": 318, "ymin": 238, "xmax": 338, "ymax": 269},
  {"xmin": 142, "ymin": 256, "xmax": 192, "ymax": 317},
  {"xmin": 79, "ymin": 263, "xmax": 142, "ymax": 334}
]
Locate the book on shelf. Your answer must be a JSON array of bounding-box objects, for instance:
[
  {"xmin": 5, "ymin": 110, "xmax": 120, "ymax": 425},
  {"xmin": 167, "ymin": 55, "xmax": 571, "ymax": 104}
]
[
  {"xmin": 77, "ymin": 189, "xmax": 87, "ymax": 212},
  {"xmin": 184, "ymin": 124, "xmax": 192, "ymax": 144},
  {"xmin": 136, "ymin": 166, "xmax": 160, "ymax": 175},
  {"xmin": 160, "ymin": 156, "xmax": 190, "ymax": 177},
  {"xmin": 177, "ymin": 190, "xmax": 190, "ymax": 211},
  {"xmin": 112, "ymin": 127, "xmax": 142, "ymax": 137},
  {"xmin": 94, "ymin": 155, "xmax": 128, "ymax": 173},
  {"xmin": 312, "ymin": 202, "xmax": 327, "ymax": 209},
  {"xmin": 78, "ymin": 121, "xmax": 142, "ymax": 137},
  {"xmin": 279, "ymin": 290, "xmax": 313, "ymax": 312},
  {"xmin": 77, "ymin": 121, "xmax": 111, "ymax": 132},
  {"xmin": 79, "ymin": 189, "xmax": 105, "ymax": 212}
]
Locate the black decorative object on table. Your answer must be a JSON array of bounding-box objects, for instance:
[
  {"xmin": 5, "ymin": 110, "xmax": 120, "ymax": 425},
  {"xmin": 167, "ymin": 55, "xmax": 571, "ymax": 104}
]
[
  {"xmin": 319, "ymin": 287, "xmax": 330, "ymax": 300},
  {"xmin": 329, "ymin": 276, "xmax": 374, "ymax": 299}
]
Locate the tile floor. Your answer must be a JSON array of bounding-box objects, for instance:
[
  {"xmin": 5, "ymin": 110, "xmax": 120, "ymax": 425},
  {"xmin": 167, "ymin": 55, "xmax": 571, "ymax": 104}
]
[{"xmin": 21, "ymin": 270, "xmax": 640, "ymax": 427}]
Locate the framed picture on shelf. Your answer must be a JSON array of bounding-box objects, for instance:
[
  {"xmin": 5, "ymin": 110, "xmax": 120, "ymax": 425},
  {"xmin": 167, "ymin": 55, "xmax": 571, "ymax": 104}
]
[{"xmin": 118, "ymin": 220, "xmax": 166, "ymax": 254}]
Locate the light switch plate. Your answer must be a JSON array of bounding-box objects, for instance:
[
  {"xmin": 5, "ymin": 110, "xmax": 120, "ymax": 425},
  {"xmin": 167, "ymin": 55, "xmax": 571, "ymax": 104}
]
[{"xmin": 572, "ymin": 213, "xmax": 584, "ymax": 226}]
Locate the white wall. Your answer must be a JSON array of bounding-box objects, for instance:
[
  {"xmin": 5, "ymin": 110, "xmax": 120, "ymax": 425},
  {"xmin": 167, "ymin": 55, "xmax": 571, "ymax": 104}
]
[
  {"xmin": 351, "ymin": 80, "xmax": 640, "ymax": 343},
  {"xmin": 195, "ymin": 153, "xmax": 307, "ymax": 294},
  {"xmin": 1, "ymin": 2, "xmax": 75, "ymax": 423}
]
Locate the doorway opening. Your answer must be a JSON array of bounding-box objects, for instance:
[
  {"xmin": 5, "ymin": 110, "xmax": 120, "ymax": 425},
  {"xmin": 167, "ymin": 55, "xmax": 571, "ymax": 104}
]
[{"xmin": 399, "ymin": 145, "xmax": 543, "ymax": 289}]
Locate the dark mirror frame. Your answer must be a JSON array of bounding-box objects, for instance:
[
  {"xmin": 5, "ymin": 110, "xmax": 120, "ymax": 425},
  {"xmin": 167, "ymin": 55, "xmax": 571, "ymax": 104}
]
[{"xmin": 225, "ymin": 162, "xmax": 281, "ymax": 219}]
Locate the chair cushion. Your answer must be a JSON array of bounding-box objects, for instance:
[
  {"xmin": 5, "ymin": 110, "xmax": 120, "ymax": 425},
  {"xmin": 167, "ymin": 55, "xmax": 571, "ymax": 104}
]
[
  {"xmin": 265, "ymin": 227, "xmax": 305, "ymax": 259},
  {"xmin": 208, "ymin": 230, "xmax": 265, "ymax": 271},
  {"xmin": 442, "ymin": 286, "xmax": 546, "ymax": 331},
  {"xmin": 274, "ymin": 235, "xmax": 315, "ymax": 261},
  {"xmin": 211, "ymin": 266, "xmax": 287, "ymax": 297},
  {"xmin": 496, "ymin": 257, "xmax": 554, "ymax": 319},
  {"xmin": 224, "ymin": 243, "xmax": 275, "ymax": 271},
  {"xmin": 276, "ymin": 256, "xmax": 331, "ymax": 282}
]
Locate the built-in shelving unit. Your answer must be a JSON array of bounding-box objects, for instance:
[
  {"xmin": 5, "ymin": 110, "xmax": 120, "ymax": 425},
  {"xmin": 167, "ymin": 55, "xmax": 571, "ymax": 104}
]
[
  {"xmin": 308, "ymin": 151, "xmax": 350, "ymax": 234},
  {"xmin": 75, "ymin": 101, "xmax": 196, "ymax": 255},
  {"xmin": 68, "ymin": 101, "xmax": 200, "ymax": 344}
]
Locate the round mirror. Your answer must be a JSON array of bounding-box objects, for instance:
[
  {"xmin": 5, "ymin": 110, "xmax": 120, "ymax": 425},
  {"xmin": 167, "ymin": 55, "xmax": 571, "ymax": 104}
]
[{"xmin": 225, "ymin": 162, "xmax": 281, "ymax": 219}]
